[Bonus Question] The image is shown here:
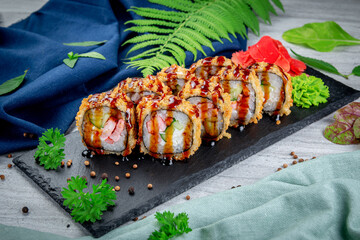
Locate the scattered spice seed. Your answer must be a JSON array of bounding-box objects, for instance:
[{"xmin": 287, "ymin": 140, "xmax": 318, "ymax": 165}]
[
  {"xmin": 22, "ymin": 207, "xmax": 29, "ymax": 214},
  {"xmin": 141, "ymin": 216, "xmax": 147, "ymax": 220},
  {"xmin": 132, "ymin": 164, "xmax": 138, "ymax": 169},
  {"xmin": 299, "ymin": 158, "xmax": 304, "ymax": 162},
  {"xmin": 67, "ymin": 224, "xmax": 70, "ymax": 228},
  {"xmin": 128, "ymin": 187, "xmax": 135, "ymax": 195},
  {"xmin": 101, "ymin": 173, "xmax": 108, "ymax": 180},
  {"xmin": 283, "ymin": 163, "xmax": 288, "ymax": 168},
  {"xmin": 277, "ymin": 168, "xmax": 282, "ymax": 172},
  {"xmin": 147, "ymin": 183, "xmax": 153, "ymax": 189},
  {"xmin": 237, "ymin": 185, "xmax": 241, "ymax": 187},
  {"xmin": 115, "ymin": 186, "xmax": 120, "ymax": 191},
  {"xmin": 90, "ymin": 171, "xmax": 96, "ymax": 178},
  {"xmin": 290, "ymin": 151, "xmax": 295, "ymax": 156},
  {"xmin": 312, "ymin": 156, "xmax": 316, "ymax": 159},
  {"xmin": 61, "ymin": 161, "xmax": 65, "ymax": 167},
  {"xmin": 276, "ymin": 120, "xmax": 281, "ymax": 125},
  {"xmin": 23, "ymin": 133, "xmax": 28, "ymax": 138},
  {"xmin": 293, "ymin": 155, "xmax": 298, "ymax": 159},
  {"xmin": 84, "ymin": 160, "xmax": 90, "ymax": 167},
  {"xmin": 67, "ymin": 160, "xmax": 72, "ymax": 167},
  {"xmin": 67, "ymin": 178, "xmax": 71, "ymax": 181},
  {"xmin": 125, "ymin": 173, "xmax": 130, "ymax": 178},
  {"xmin": 115, "ymin": 176, "xmax": 120, "ymax": 181},
  {"xmin": 0, "ymin": 175, "xmax": 5, "ymax": 180},
  {"xmin": 231, "ymin": 186, "xmax": 235, "ymax": 189},
  {"xmin": 115, "ymin": 161, "xmax": 119, "ymax": 166},
  {"xmin": 292, "ymin": 160, "xmax": 297, "ymax": 165},
  {"xmin": 186, "ymin": 195, "xmax": 190, "ymax": 200},
  {"xmin": 133, "ymin": 217, "xmax": 138, "ymax": 221},
  {"xmin": 7, "ymin": 154, "xmax": 12, "ymax": 158},
  {"xmin": 7, "ymin": 164, "xmax": 12, "ymax": 168}
]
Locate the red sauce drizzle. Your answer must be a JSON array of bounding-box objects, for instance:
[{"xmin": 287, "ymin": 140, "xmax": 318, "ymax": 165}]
[
  {"xmin": 202, "ymin": 57, "xmax": 213, "ymax": 65},
  {"xmin": 168, "ymin": 96, "xmax": 182, "ymax": 109},
  {"xmin": 217, "ymin": 56, "xmax": 225, "ymax": 66}
]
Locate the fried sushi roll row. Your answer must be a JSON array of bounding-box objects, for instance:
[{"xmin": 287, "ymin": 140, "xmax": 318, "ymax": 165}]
[
  {"xmin": 76, "ymin": 91, "xmax": 136, "ymax": 156},
  {"xmin": 250, "ymin": 62, "xmax": 293, "ymax": 117},
  {"xmin": 115, "ymin": 75, "xmax": 171, "ymax": 105},
  {"xmin": 179, "ymin": 77, "xmax": 231, "ymax": 141},
  {"xmin": 213, "ymin": 66, "xmax": 264, "ymax": 127},
  {"xmin": 189, "ymin": 56, "xmax": 233, "ymax": 80},
  {"xmin": 157, "ymin": 64, "xmax": 190, "ymax": 95},
  {"xmin": 137, "ymin": 95, "xmax": 202, "ymax": 160}
]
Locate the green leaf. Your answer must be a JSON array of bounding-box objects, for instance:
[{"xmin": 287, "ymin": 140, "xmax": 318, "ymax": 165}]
[
  {"xmin": 351, "ymin": 65, "xmax": 360, "ymax": 77},
  {"xmin": 283, "ymin": 21, "xmax": 360, "ymax": 52},
  {"xmin": 291, "ymin": 50, "xmax": 348, "ymax": 78},
  {"xmin": 63, "ymin": 40, "xmax": 107, "ymax": 46},
  {"xmin": 34, "ymin": 128, "xmax": 66, "ymax": 170},
  {"xmin": 63, "ymin": 58, "xmax": 78, "ymax": 68},
  {"xmin": 0, "ymin": 70, "xmax": 28, "ymax": 96},
  {"xmin": 124, "ymin": 0, "xmax": 283, "ymax": 76},
  {"xmin": 78, "ymin": 52, "xmax": 106, "ymax": 60}
]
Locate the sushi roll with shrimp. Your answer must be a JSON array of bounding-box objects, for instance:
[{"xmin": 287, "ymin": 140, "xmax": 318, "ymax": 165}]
[
  {"xmin": 137, "ymin": 95, "xmax": 202, "ymax": 161},
  {"xmin": 249, "ymin": 62, "xmax": 293, "ymax": 117},
  {"xmin": 157, "ymin": 64, "xmax": 190, "ymax": 95},
  {"xmin": 114, "ymin": 75, "xmax": 172, "ymax": 105},
  {"xmin": 76, "ymin": 91, "xmax": 136, "ymax": 156},
  {"xmin": 212, "ymin": 65, "xmax": 264, "ymax": 127},
  {"xmin": 189, "ymin": 56, "xmax": 233, "ymax": 80},
  {"xmin": 179, "ymin": 77, "xmax": 231, "ymax": 141}
]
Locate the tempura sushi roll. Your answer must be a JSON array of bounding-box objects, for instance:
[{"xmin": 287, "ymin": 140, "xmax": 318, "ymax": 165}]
[
  {"xmin": 189, "ymin": 56, "xmax": 233, "ymax": 79},
  {"xmin": 179, "ymin": 77, "xmax": 231, "ymax": 141},
  {"xmin": 137, "ymin": 95, "xmax": 201, "ymax": 160},
  {"xmin": 157, "ymin": 64, "xmax": 190, "ymax": 95},
  {"xmin": 114, "ymin": 75, "xmax": 171, "ymax": 105},
  {"xmin": 212, "ymin": 65, "xmax": 264, "ymax": 127},
  {"xmin": 250, "ymin": 62, "xmax": 293, "ymax": 117},
  {"xmin": 76, "ymin": 91, "xmax": 136, "ymax": 156}
]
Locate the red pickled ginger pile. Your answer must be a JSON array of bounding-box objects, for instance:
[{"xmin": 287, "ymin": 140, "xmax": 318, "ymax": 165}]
[{"xmin": 232, "ymin": 36, "xmax": 306, "ymax": 76}]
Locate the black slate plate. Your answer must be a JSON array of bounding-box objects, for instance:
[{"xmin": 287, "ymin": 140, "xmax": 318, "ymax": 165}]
[{"xmin": 13, "ymin": 67, "xmax": 360, "ymax": 238}]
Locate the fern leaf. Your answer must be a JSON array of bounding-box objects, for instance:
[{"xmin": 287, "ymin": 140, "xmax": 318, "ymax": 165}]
[
  {"xmin": 125, "ymin": 19, "xmax": 178, "ymax": 28},
  {"xmin": 127, "ymin": 39, "xmax": 166, "ymax": 55},
  {"xmin": 122, "ymin": 34, "xmax": 165, "ymax": 46},
  {"xmin": 124, "ymin": 0, "xmax": 284, "ymax": 76},
  {"xmin": 125, "ymin": 26, "xmax": 174, "ymax": 34}
]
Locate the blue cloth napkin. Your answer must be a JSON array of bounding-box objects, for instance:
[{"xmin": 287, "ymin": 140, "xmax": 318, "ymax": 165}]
[{"xmin": 0, "ymin": 0, "xmax": 247, "ymax": 154}]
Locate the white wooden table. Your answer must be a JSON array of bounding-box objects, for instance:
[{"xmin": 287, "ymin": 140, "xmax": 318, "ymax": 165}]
[{"xmin": 1, "ymin": 0, "xmax": 359, "ymax": 238}]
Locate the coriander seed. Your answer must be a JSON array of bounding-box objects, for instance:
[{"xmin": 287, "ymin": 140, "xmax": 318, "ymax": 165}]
[
  {"xmin": 292, "ymin": 160, "xmax": 297, "ymax": 165},
  {"xmin": 84, "ymin": 160, "xmax": 90, "ymax": 167},
  {"xmin": 185, "ymin": 195, "xmax": 190, "ymax": 200},
  {"xmin": 128, "ymin": 186, "xmax": 135, "ymax": 195},
  {"xmin": 7, "ymin": 154, "xmax": 12, "ymax": 158},
  {"xmin": 0, "ymin": 175, "xmax": 5, "ymax": 180},
  {"xmin": 290, "ymin": 151, "xmax": 295, "ymax": 156},
  {"xmin": 7, "ymin": 164, "xmax": 12, "ymax": 168},
  {"xmin": 283, "ymin": 163, "xmax": 288, "ymax": 168},
  {"xmin": 61, "ymin": 161, "xmax": 65, "ymax": 167},
  {"xmin": 115, "ymin": 186, "xmax": 120, "ymax": 191},
  {"xmin": 132, "ymin": 164, "xmax": 138, "ymax": 169},
  {"xmin": 125, "ymin": 173, "xmax": 130, "ymax": 178},
  {"xmin": 115, "ymin": 161, "xmax": 119, "ymax": 166},
  {"xmin": 299, "ymin": 158, "xmax": 304, "ymax": 162},
  {"xmin": 133, "ymin": 217, "xmax": 138, "ymax": 221},
  {"xmin": 115, "ymin": 176, "xmax": 120, "ymax": 181},
  {"xmin": 101, "ymin": 173, "xmax": 108, "ymax": 180},
  {"xmin": 293, "ymin": 155, "xmax": 298, "ymax": 159},
  {"xmin": 90, "ymin": 171, "xmax": 96, "ymax": 178},
  {"xmin": 147, "ymin": 183, "xmax": 153, "ymax": 189},
  {"xmin": 277, "ymin": 168, "xmax": 282, "ymax": 171}
]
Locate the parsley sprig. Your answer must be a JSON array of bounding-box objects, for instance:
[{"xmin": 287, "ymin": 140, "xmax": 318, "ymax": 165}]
[
  {"xmin": 34, "ymin": 128, "xmax": 66, "ymax": 170},
  {"xmin": 61, "ymin": 176, "xmax": 116, "ymax": 223},
  {"xmin": 149, "ymin": 211, "xmax": 192, "ymax": 240}
]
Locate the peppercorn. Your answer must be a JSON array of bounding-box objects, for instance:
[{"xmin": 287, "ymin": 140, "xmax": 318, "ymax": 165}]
[
  {"xmin": 101, "ymin": 173, "xmax": 108, "ymax": 180},
  {"xmin": 299, "ymin": 158, "xmax": 304, "ymax": 162},
  {"xmin": 290, "ymin": 151, "xmax": 295, "ymax": 156},
  {"xmin": 7, "ymin": 154, "xmax": 12, "ymax": 158},
  {"xmin": 147, "ymin": 183, "xmax": 153, "ymax": 189},
  {"xmin": 293, "ymin": 155, "xmax": 298, "ymax": 159},
  {"xmin": 115, "ymin": 176, "xmax": 120, "ymax": 181},
  {"xmin": 84, "ymin": 160, "xmax": 90, "ymax": 167},
  {"xmin": 185, "ymin": 195, "xmax": 190, "ymax": 200},
  {"xmin": 7, "ymin": 164, "xmax": 12, "ymax": 168},
  {"xmin": 283, "ymin": 163, "xmax": 288, "ymax": 168},
  {"xmin": 115, "ymin": 186, "xmax": 120, "ymax": 191},
  {"xmin": 125, "ymin": 173, "xmax": 130, "ymax": 178},
  {"xmin": 67, "ymin": 224, "xmax": 70, "ymax": 228},
  {"xmin": 0, "ymin": 175, "xmax": 5, "ymax": 180},
  {"xmin": 128, "ymin": 187, "xmax": 135, "ymax": 195},
  {"xmin": 133, "ymin": 164, "xmax": 138, "ymax": 169},
  {"xmin": 22, "ymin": 207, "xmax": 29, "ymax": 214},
  {"xmin": 292, "ymin": 160, "xmax": 297, "ymax": 165},
  {"xmin": 90, "ymin": 171, "xmax": 96, "ymax": 178}
]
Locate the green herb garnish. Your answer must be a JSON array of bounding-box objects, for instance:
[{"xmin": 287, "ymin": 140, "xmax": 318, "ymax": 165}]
[
  {"xmin": 123, "ymin": 0, "xmax": 284, "ymax": 77},
  {"xmin": 63, "ymin": 40, "xmax": 108, "ymax": 47},
  {"xmin": 34, "ymin": 128, "xmax": 66, "ymax": 170},
  {"xmin": 61, "ymin": 176, "xmax": 116, "ymax": 223},
  {"xmin": 292, "ymin": 73, "xmax": 329, "ymax": 108},
  {"xmin": 0, "ymin": 70, "xmax": 28, "ymax": 96},
  {"xmin": 63, "ymin": 51, "xmax": 106, "ymax": 68},
  {"xmin": 283, "ymin": 21, "xmax": 360, "ymax": 52},
  {"xmin": 149, "ymin": 211, "xmax": 192, "ymax": 240}
]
